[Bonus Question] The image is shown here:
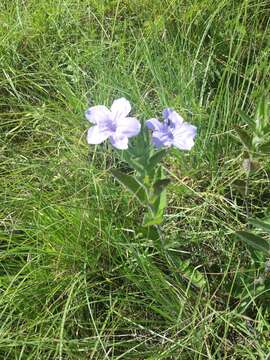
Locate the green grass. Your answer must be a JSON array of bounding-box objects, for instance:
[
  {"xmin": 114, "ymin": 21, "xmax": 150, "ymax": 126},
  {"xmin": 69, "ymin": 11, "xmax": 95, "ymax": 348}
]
[{"xmin": 1, "ymin": 0, "xmax": 270, "ymax": 358}]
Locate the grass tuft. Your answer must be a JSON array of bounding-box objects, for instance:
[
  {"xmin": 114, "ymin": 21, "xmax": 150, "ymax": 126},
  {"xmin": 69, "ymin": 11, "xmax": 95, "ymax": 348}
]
[{"xmin": 1, "ymin": 0, "xmax": 270, "ymax": 358}]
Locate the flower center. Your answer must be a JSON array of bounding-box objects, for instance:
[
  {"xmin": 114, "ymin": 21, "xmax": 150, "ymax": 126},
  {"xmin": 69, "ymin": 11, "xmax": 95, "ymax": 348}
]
[
  {"xmin": 168, "ymin": 130, "xmax": 174, "ymax": 140},
  {"xmin": 164, "ymin": 118, "xmax": 175, "ymax": 129},
  {"xmin": 109, "ymin": 121, "xmax": 117, "ymax": 132},
  {"xmin": 99, "ymin": 117, "xmax": 117, "ymax": 134},
  {"xmin": 163, "ymin": 122, "xmax": 174, "ymax": 139}
]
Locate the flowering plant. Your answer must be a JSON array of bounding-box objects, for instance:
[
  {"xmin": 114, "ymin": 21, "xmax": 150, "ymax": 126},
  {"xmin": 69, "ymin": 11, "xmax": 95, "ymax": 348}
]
[{"xmin": 85, "ymin": 97, "xmax": 196, "ymax": 227}]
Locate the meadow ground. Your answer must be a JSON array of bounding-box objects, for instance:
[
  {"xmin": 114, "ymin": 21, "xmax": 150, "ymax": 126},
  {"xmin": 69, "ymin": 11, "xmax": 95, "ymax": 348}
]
[{"xmin": 1, "ymin": 1, "xmax": 270, "ymax": 359}]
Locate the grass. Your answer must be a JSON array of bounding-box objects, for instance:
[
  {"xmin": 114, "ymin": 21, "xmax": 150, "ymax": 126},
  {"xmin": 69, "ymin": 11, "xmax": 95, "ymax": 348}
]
[{"xmin": 1, "ymin": 0, "xmax": 270, "ymax": 358}]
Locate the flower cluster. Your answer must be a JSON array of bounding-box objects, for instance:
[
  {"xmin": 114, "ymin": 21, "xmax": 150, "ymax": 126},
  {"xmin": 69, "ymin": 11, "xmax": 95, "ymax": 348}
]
[{"xmin": 85, "ymin": 97, "xmax": 196, "ymax": 150}]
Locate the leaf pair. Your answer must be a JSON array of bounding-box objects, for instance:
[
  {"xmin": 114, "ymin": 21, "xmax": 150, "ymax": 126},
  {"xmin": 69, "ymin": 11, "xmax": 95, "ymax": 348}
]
[
  {"xmin": 235, "ymin": 101, "xmax": 270, "ymax": 155},
  {"xmin": 111, "ymin": 166, "xmax": 171, "ymax": 227},
  {"xmin": 111, "ymin": 169, "xmax": 148, "ymax": 206}
]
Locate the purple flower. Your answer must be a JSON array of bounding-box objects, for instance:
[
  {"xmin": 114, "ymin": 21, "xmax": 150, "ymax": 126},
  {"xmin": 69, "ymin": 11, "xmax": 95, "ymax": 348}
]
[
  {"xmin": 85, "ymin": 98, "xmax": 141, "ymax": 150},
  {"xmin": 146, "ymin": 108, "xmax": 197, "ymax": 150}
]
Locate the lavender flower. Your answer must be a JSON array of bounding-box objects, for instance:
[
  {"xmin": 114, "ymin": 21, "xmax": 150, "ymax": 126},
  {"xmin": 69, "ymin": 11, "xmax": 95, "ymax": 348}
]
[
  {"xmin": 85, "ymin": 98, "xmax": 141, "ymax": 150},
  {"xmin": 146, "ymin": 108, "xmax": 196, "ymax": 150}
]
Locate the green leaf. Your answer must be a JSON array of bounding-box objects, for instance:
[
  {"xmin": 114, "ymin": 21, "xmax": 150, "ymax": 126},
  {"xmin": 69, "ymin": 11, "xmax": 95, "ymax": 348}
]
[
  {"xmin": 258, "ymin": 141, "xmax": 270, "ymax": 154},
  {"xmin": 235, "ymin": 231, "xmax": 270, "ymax": 254},
  {"xmin": 137, "ymin": 225, "xmax": 160, "ymax": 240},
  {"xmin": 149, "ymin": 166, "xmax": 168, "ymax": 218},
  {"xmin": 111, "ymin": 169, "xmax": 148, "ymax": 205},
  {"xmin": 178, "ymin": 260, "xmax": 206, "ymax": 289},
  {"xmin": 256, "ymin": 96, "xmax": 269, "ymax": 132},
  {"xmin": 143, "ymin": 213, "xmax": 163, "ymax": 226},
  {"xmin": 153, "ymin": 178, "xmax": 171, "ymax": 195},
  {"xmin": 129, "ymin": 132, "xmax": 151, "ymax": 160},
  {"xmin": 249, "ymin": 218, "xmax": 270, "ymax": 233},
  {"xmin": 238, "ymin": 110, "xmax": 254, "ymax": 126},
  {"xmin": 121, "ymin": 151, "xmax": 145, "ymax": 174},
  {"xmin": 235, "ymin": 127, "xmax": 253, "ymax": 150},
  {"xmin": 151, "ymin": 189, "xmax": 167, "ymax": 216},
  {"xmin": 148, "ymin": 150, "xmax": 167, "ymax": 171}
]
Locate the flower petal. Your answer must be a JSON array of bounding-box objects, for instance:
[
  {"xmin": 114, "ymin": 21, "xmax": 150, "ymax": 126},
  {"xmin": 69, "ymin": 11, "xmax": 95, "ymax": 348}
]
[
  {"xmin": 170, "ymin": 112, "xmax": 184, "ymax": 127},
  {"xmin": 162, "ymin": 108, "xmax": 173, "ymax": 119},
  {"xmin": 152, "ymin": 135, "xmax": 168, "ymax": 148},
  {"xmin": 146, "ymin": 118, "xmax": 163, "ymax": 131},
  {"xmin": 85, "ymin": 105, "xmax": 110, "ymax": 124},
  {"xmin": 87, "ymin": 125, "xmax": 110, "ymax": 144},
  {"xmin": 172, "ymin": 123, "xmax": 197, "ymax": 150},
  {"xmin": 163, "ymin": 108, "xmax": 184, "ymax": 127},
  {"xmin": 110, "ymin": 134, "xmax": 129, "ymax": 150},
  {"xmin": 116, "ymin": 117, "xmax": 141, "ymax": 138},
  {"xmin": 152, "ymin": 130, "xmax": 173, "ymax": 148},
  {"xmin": 111, "ymin": 98, "xmax": 131, "ymax": 119}
]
